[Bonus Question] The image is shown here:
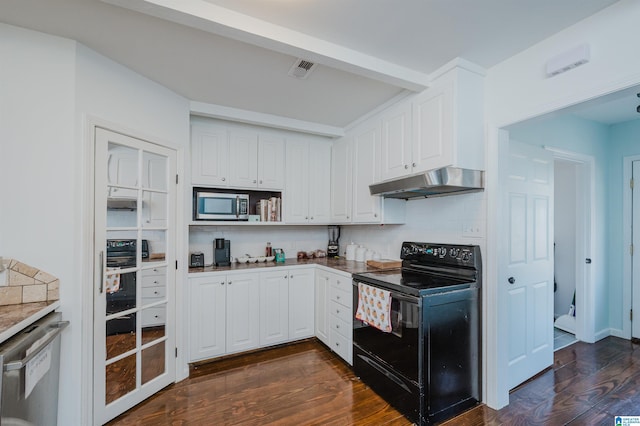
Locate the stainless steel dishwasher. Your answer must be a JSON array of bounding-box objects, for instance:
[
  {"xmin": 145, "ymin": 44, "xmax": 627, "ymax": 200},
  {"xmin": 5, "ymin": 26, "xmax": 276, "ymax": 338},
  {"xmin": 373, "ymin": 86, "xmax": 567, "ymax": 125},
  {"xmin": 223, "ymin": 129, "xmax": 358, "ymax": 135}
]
[{"xmin": 0, "ymin": 312, "xmax": 68, "ymax": 426}]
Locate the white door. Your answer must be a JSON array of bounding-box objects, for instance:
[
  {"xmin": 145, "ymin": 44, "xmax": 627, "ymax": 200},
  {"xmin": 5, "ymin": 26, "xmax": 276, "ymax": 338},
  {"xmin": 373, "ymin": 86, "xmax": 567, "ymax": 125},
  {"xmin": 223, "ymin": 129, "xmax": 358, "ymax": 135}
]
[
  {"xmin": 284, "ymin": 141, "xmax": 310, "ymax": 223},
  {"xmin": 94, "ymin": 128, "xmax": 177, "ymax": 424},
  {"xmin": 633, "ymin": 160, "xmax": 640, "ymax": 339},
  {"xmin": 257, "ymin": 134, "xmax": 285, "ymax": 190},
  {"xmin": 228, "ymin": 129, "xmax": 258, "ymax": 188},
  {"xmin": 503, "ymin": 140, "xmax": 554, "ymax": 389},
  {"xmin": 308, "ymin": 142, "xmax": 332, "ymax": 223},
  {"xmin": 190, "ymin": 124, "xmax": 229, "ymax": 186},
  {"xmin": 330, "ymin": 137, "xmax": 353, "ymax": 223}
]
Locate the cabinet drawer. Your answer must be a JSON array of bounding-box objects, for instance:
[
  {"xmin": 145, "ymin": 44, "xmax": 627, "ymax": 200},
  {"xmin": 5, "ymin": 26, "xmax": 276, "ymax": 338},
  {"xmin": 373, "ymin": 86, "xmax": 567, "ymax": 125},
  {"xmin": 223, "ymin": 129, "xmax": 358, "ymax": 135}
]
[
  {"xmin": 329, "ymin": 286, "xmax": 352, "ymax": 309},
  {"xmin": 329, "ymin": 300, "xmax": 352, "ymax": 324},
  {"xmin": 330, "ymin": 275, "xmax": 351, "ymax": 293},
  {"xmin": 329, "ymin": 313, "xmax": 351, "ymax": 340},
  {"xmin": 142, "ymin": 286, "xmax": 166, "ymax": 300},
  {"xmin": 142, "ymin": 266, "xmax": 166, "ymax": 277},
  {"xmin": 142, "ymin": 274, "xmax": 166, "ymax": 288},
  {"xmin": 330, "ymin": 329, "xmax": 351, "ymax": 363},
  {"xmin": 142, "ymin": 306, "xmax": 165, "ymax": 326}
]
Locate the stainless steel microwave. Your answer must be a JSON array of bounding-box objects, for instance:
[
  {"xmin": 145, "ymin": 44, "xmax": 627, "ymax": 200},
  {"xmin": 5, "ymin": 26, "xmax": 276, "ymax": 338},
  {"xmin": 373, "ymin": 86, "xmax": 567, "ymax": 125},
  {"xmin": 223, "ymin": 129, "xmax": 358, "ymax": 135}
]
[{"xmin": 194, "ymin": 190, "xmax": 249, "ymax": 221}]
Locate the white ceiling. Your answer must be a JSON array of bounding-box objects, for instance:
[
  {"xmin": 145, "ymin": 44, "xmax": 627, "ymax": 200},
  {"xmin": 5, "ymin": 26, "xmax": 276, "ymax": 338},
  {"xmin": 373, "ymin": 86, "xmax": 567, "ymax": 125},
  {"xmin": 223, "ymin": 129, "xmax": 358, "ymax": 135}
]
[{"xmin": 1, "ymin": 0, "xmax": 634, "ymax": 129}]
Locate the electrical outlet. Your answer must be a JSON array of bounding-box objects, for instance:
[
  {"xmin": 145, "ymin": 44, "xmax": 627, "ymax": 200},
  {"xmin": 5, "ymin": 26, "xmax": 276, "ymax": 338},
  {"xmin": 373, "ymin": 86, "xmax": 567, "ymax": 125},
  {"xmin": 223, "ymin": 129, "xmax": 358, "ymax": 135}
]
[{"xmin": 462, "ymin": 222, "xmax": 484, "ymax": 238}]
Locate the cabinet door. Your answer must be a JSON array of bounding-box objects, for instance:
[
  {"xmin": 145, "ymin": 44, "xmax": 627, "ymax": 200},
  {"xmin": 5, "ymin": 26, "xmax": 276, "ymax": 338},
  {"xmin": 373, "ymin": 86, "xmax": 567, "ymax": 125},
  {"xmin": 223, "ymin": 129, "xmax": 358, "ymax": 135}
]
[
  {"xmin": 412, "ymin": 83, "xmax": 453, "ymax": 172},
  {"xmin": 308, "ymin": 142, "xmax": 331, "ymax": 223},
  {"xmin": 330, "ymin": 137, "xmax": 352, "ymax": 223},
  {"xmin": 226, "ymin": 273, "xmax": 260, "ymax": 354},
  {"xmin": 352, "ymin": 124, "xmax": 382, "ymax": 223},
  {"xmin": 259, "ymin": 271, "xmax": 289, "ymax": 346},
  {"xmin": 228, "ymin": 130, "xmax": 258, "ymax": 188},
  {"xmin": 258, "ymin": 134, "xmax": 285, "ymax": 190},
  {"xmin": 288, "ymin": 268, "xmax": 315, "ymax": 340},
  {"xmin": 381, "ymin": 103, "xmax": 412, "ymax": 180},
  {"xmin": 191, "ymin": 125, "xmax": 229, "ymax": 186},
  {"xmin": 189, "ymin": 276, "xmax": 226, "ymax": 361},
  {"xmin": 315, "ymin": 271, "xmax": 330, "ymax": 346},
  {"xmin": 284, "ymin": 141, "xmax": 310, "ymax": 223}
]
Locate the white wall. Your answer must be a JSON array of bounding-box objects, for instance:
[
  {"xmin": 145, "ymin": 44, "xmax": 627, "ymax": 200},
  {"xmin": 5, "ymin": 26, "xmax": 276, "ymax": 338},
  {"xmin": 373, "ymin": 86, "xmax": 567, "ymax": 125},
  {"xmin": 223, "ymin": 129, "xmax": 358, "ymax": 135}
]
[
  {"xmin": 0, "ymin": 22, "xmax": 78, "ymax": 422},
  {"xmin": 485, "ymin": 0, "xmax": 640, "ymax": 409},
  {"xmin": 0, "ymin": 23, "xmax": 190, "ymax": 425}
]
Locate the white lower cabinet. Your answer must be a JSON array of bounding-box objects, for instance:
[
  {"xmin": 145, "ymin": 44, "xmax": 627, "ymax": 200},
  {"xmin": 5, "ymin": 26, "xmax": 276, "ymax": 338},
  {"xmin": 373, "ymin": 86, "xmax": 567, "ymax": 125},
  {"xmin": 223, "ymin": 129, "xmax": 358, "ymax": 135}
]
[
  {"xmin": 315, "ymin": 268, "xmax": 352, "ymax": 365},
  {"xmin": 288, "ymin": 268, "xmax": 315, "ymax": 340},
  {"xmin": 189, "ymin": 267, "xmax": 316, "ymax": 362},
  {"xmin": 226, "ymin": 273, "xmax": 260, "ymax": 354},
  {"xmin": 189, "ymin": 275, "xmax": 227, "ymax": 361},
  {"xmin": 189, "ymin": 272, "xmax": 259, "ymax": 361},
  {"xmin": 259, "ymin": 270, "xmax": 290, "ymax": 346}
]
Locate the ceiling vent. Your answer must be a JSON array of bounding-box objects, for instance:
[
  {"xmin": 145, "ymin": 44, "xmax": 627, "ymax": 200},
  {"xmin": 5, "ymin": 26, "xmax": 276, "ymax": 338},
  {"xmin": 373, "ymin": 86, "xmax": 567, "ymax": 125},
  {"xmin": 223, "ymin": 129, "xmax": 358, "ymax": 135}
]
[{"xmin": 288, "ymin": 59, "xmax": 317, "ymax": 79}]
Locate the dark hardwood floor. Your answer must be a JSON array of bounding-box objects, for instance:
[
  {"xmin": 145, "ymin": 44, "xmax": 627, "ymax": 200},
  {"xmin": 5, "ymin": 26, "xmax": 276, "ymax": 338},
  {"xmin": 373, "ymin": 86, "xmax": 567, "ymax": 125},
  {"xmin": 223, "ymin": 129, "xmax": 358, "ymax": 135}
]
[{"xmin": 107, "ymin": 336, "xmax": 640, "ymax": 425}]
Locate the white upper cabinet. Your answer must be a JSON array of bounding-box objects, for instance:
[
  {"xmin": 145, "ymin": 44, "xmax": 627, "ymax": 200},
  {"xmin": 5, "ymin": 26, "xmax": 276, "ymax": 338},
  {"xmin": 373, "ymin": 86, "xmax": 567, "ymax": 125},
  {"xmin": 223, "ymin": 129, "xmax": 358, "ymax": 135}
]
[
  {"xmin": 330, "ymin": 137, "xmax": 353, "ymax": 223},
  {"xmin": 378, "ymin": 66, "xmax": 485, "ymax": 182},
  {"xmin": 258, "ymin": 133, "xmax": 285, "ymax": 190},
  {"xmin": 412, "ymin": 67, "xmax": 484, "ymax": 173},
  {"xmin": 191, "ymin": 123, "xmax": 229, "ymax": 187},
  {"xmin": 352, "ymin": 123, "xmax": 382, "ymax": 223},
  {"xmin": 228, "ymin": 129, "xmax": 258, "ymax": 188},
  {"xmin": 285, "ymin": 138, "xmax": 331, "ymax": 224},
  {"xmin": 191, "ymin": 119, "xmax": 285, "ymax": 190},
  {"xmin": 380, "ymin": 102, "xmax": 412, "ymax": 181},
  {"xmin": 331, "ymin": 127, "xmax": 405, "ymax": 225}
]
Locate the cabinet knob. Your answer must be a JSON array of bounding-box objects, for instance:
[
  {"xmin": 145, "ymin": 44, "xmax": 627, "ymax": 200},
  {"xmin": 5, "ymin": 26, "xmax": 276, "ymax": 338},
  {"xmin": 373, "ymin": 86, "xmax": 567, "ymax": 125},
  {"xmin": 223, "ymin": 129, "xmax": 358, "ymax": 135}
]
[
  {"xmin": 404, "ymin": 164, "xmax": 409, "ymax": 169},
  {"xmin": 336, "ymin": 309, "xmax": 340, "ymax": 314},
  {"xmin": 335, "ymin": 342, "xmax": 340, "ymax": 347},
  {"xmin": 220, "ymin": 282, "xmax": 225, "ymax": 286},
  {"xmin": 221, "ymin": 177, "xmax": 226, "ymax": 182},
  {"xmin": 336, "ymin": 295, "xmax": 341, "ymax": 300},
  {"xmin": 228, "ymin": 281, "xmax": 232, "ymax": 285},
  {"xmin": 508, "ymin": 277, "xmax": 515, "ymax": 284},
  {"xmin": 153, "ymin": 280, "xmax": 158, "ymax": 284},
  {"xmin": 412, "ymin": 162, "xmax": 416, "ymax": 168},
  {"xmin": 346, "ymin": 216, "xmax": 350, "ymax": 219},
  {"xmin": 253, "ymin": 179, "xmax": 257, "ymax": 184},
  {"xmin": 285, "ymin": 275, "xmax": 288, "ymax": 279},
  {"xmin": 310, "ymin": 217, "xmax": 314, "ymax": 220},
  {"xmin": 305, "ymin": 217, "xmax": 308, "ymax": 220},
  {"xmin": 374, "ymin": 214, "xmax": 378, "ymax": 218},
  {"xmin": 259, "ymin": 180, "xmax": 263, "ymax": 184},
  {"xmin": 336, "ymin": 324, "xmax": 340, "ymax": 329},
  {"xmin": 154, "ymin": 291, "xmax": 158, "ymax": 295}
]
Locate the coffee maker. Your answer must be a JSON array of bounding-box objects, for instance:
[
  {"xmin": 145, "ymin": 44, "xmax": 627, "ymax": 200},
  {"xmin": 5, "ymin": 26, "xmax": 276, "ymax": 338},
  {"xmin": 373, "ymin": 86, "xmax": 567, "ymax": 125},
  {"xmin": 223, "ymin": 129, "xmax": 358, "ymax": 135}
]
[
  {"xmin": 214, "ymin": 238, "xmax": 231, "ymax": 266},
  {"xmin": 327, "ymin": 225, "xmax": 340, "ymax": 258}
]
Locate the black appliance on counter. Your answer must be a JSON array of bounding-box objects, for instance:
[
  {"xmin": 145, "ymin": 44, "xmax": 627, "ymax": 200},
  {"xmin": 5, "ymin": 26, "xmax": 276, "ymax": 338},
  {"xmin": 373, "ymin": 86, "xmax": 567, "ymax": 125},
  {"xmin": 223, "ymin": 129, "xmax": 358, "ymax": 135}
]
[
  {"xmin": 105, "ymin": 239, "xmax": 148, "ymax": 335},
  {"xmin": 214, "ymin": 238, "xmax": 231, "ymax": 266},
  {"xmin": 352, "ymin": 242, "xmax": 481, "ymax": 425},
  {"xmin": 327, "ymin": 225, "xmax": 340, "ymax": 258}
]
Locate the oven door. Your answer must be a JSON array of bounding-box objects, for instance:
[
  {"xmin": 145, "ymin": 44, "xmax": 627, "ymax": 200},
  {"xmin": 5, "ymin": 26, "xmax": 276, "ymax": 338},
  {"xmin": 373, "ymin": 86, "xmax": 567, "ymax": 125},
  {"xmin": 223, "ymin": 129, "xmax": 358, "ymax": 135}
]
[{"xmin": 352, "ymin": 280, "xmax": 422, "ymax": 383}]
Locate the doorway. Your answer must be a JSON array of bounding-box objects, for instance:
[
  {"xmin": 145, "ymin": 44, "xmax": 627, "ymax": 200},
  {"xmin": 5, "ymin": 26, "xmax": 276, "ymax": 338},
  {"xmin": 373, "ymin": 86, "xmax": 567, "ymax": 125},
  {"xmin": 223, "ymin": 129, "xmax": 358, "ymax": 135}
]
[
  {"xmin": 93, "ymin": 127, "xmax": 178, "ymax": 424},
  {"xmin": 546, "ymin": 148, "xmax": 595, "ymax": 346}
]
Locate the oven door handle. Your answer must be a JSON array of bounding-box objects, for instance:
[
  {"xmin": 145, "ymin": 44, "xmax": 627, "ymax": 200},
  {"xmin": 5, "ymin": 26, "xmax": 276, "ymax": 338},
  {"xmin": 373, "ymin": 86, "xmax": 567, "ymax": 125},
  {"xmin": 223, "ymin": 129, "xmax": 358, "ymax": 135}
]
[{"xmin": 353, "ymin": 282, "xmax": 420, "ymax": 304}]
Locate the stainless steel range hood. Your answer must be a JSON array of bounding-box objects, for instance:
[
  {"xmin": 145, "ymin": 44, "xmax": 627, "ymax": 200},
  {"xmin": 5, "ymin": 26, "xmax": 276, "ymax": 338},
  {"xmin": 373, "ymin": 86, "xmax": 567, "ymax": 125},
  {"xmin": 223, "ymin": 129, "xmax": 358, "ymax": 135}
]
[{"xmin": 369, "ymin": 167, "xmax": 484, "ymax": 200}]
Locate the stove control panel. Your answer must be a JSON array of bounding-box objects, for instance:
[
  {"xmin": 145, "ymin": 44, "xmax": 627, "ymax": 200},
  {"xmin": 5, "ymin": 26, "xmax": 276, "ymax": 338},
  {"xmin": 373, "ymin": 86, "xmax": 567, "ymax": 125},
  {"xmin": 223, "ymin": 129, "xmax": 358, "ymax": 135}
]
[{"xmin": 401, "ymin": 242, "xmax": 479, "ymax": 266}]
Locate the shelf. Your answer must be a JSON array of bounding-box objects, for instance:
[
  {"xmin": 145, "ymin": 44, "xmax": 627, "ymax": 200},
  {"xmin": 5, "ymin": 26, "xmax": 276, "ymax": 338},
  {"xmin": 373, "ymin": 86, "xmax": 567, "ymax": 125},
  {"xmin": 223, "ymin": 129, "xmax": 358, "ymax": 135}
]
[{"xmin": 189, "ymin": 221, "xmax": 286, "ymax": 226}]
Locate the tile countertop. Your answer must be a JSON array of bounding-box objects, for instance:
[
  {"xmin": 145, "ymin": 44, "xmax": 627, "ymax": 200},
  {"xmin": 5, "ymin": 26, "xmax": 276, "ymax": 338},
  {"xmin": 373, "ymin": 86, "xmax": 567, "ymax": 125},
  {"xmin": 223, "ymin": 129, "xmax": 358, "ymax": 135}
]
[
  {"xmin": 189, "ymin": 257, "xmax": 397, "ymax": 275},
  {"xmin": 0, "ymin": 300, "xmax": 61, "ymax": 345}
]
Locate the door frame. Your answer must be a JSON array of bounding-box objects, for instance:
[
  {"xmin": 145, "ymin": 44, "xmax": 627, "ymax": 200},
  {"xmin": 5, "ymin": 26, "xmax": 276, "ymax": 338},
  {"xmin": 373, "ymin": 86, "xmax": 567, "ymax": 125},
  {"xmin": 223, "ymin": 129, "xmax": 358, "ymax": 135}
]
[
  {"xmin": 623, "ymin": 155, "xmax": 640, "ymax": 339},
  {"xmin": 81, "ymin": 116, "xmax": 187, "ymax": 424},
  {"xmin": 544, "ymin": 147, "xmax": 596, "ymax": 343}
]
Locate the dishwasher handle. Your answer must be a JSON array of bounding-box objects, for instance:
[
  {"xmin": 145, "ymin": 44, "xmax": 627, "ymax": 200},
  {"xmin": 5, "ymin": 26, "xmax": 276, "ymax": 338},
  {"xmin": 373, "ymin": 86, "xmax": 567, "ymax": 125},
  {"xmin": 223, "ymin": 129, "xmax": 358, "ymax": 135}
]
[{"xmin": 4, "ymin": 321, "xmax": 69, "ymax": 372}]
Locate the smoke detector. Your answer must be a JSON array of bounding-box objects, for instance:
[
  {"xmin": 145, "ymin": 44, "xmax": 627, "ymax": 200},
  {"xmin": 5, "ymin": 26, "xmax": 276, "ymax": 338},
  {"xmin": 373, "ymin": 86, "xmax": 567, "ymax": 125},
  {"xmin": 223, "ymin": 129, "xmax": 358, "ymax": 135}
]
[{"xmin": 288, "ymin": 59, "xmax": 317, "ymax": 80}]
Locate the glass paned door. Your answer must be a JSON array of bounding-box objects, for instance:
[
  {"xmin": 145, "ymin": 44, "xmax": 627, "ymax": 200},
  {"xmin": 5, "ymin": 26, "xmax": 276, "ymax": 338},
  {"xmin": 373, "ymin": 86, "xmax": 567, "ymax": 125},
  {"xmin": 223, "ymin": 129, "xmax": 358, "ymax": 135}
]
[{"xmin": 94, "ymin": 128, "xmax": 176, "ymax": 424}]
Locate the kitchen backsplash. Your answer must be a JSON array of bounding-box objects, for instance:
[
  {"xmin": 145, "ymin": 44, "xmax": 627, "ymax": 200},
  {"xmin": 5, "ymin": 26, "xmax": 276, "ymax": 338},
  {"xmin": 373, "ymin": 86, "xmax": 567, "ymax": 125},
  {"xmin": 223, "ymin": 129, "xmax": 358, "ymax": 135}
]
[
  {"xmin": 340, "ymin": 192, "xmax": 487, "ymax": 259},
  {"xmin": 0, "ymin": 258, "xmax": 60, "ymax": 306},
  {"xmin": 189, "ymin": 225, "xmax": 328, "ymax": 266},
  {"xmin": 189, "ymin": 192, "xmax": 486, "ymax": 265}
]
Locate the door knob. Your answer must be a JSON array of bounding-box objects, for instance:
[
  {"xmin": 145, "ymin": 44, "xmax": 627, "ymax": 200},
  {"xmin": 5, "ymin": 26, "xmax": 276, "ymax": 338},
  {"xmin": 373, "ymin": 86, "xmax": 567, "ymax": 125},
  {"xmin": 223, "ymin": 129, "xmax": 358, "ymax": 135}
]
[{"xmin": 508, "ymin": 277, "xmax": 516, "ymax": 284}]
